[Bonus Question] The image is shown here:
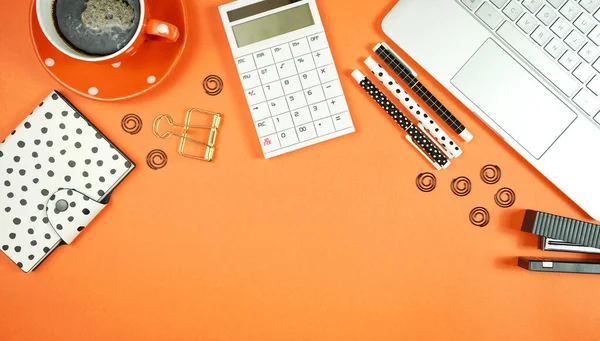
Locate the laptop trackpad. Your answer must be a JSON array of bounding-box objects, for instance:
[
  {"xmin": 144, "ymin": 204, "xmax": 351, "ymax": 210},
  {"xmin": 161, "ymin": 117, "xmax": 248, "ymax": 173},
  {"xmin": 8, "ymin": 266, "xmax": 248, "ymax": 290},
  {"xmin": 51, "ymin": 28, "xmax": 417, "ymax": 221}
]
[{"xmin": 451, "ymin": 39, "xmax": 576, "ymax": 159}]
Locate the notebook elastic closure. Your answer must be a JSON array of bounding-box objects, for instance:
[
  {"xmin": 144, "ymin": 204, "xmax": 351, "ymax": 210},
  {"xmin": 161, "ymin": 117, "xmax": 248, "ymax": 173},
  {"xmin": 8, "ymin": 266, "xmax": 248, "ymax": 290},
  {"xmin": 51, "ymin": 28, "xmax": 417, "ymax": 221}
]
[{"xmin": 46, "ymin": 189, "xmax": 106, "ymax": 244}]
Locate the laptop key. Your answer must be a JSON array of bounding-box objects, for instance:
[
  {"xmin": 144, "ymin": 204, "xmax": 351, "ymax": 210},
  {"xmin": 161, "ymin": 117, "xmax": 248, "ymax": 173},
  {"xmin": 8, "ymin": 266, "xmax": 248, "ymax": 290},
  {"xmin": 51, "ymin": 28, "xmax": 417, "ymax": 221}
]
[
  {"xmin": 503, "ymin": 1, "xmax": 523, "ymax": 21},
  {"xmin": 574, "ymin": 89, "xmax": 600, "ymax": 115},
  {"xmin": 580, "ymin": 0, "xmax": 600, "ymax": 13},
  {"xmin": 476, "ymin": 2, "xmax": 504, "ymax": 29},
  {"xmin": 517, "ymin": 12, "xmax": 539, "ymax": 33},
  {"xmin": 588, "ymin": 76, "xmax": 600, "ymax": 95},
  {"xmin": 460, "ymin": 0, "xmax": 483, "ymax": 11},
  {"xmin": 497, "ymin": 22, "xmax": 579, "ymax": 96}
]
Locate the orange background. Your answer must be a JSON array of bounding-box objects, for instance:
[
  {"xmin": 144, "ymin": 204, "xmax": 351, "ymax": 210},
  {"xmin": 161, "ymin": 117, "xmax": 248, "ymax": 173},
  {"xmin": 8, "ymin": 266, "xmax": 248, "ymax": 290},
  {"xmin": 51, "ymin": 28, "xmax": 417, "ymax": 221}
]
[{"xmin": 1, "ymin": 0, "xmax": 600, "ymax": 340}]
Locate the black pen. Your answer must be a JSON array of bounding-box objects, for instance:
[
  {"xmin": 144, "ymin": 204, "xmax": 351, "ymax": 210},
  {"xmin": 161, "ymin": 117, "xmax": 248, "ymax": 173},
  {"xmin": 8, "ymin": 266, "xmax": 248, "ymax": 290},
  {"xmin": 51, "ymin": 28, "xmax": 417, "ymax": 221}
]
[
  {"xmin": 373, "ymin": 42, "xmax": 473, "ymax": 142},
  {"xmin": 351, "ymin": 69, "xmax": 450, "ymax": 170}
]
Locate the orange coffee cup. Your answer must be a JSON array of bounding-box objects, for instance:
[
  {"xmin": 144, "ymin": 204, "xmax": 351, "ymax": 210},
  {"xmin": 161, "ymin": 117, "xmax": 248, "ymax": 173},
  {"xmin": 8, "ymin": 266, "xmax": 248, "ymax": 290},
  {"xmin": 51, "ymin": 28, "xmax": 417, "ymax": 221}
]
[{"xmin": 36, "ymin": 0, "xmax": 179, "ymax": 63}]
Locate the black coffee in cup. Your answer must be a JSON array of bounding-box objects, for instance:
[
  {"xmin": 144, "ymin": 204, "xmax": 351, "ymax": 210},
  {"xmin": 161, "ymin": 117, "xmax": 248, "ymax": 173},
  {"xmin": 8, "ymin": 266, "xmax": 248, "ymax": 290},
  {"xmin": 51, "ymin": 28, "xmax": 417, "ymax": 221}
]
[{"xmin": 52, "ymin": 0, "xmax": 141, "ymax": 56}]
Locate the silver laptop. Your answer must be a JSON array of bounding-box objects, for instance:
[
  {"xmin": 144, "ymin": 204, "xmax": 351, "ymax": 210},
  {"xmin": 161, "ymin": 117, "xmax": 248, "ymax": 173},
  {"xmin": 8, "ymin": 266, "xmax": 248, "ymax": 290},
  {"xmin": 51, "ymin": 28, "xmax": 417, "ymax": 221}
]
[{"xmin": 383, "ymin": 0, "xmax": 600, "ymax": 220}]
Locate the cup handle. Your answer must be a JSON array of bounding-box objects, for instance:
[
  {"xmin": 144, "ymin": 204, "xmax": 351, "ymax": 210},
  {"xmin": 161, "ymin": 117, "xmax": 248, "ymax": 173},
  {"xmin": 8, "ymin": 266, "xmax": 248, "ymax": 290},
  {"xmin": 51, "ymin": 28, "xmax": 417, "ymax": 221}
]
[{"xmin": 146, "ymin": 19, "xmax": 180, "ymax": 42}]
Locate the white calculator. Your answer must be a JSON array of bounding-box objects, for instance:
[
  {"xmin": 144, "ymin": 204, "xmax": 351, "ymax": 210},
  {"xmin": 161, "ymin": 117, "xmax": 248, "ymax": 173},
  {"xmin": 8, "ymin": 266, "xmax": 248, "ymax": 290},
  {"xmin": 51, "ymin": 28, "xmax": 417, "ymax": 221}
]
[{"xmin": 219, "ymin": 0, "xmax": 355, "ymax": 159}]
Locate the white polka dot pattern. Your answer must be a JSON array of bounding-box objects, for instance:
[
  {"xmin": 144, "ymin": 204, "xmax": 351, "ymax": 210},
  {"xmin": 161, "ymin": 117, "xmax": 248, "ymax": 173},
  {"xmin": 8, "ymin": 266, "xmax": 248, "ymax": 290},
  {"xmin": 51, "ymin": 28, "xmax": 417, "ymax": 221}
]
[
  {"xmin": 358, "ymin": 78, "xmax": 449, "ymax": 168},
  {"xmin": 0, "ymin": 91, "xmax": 134, "ymax": 272}
]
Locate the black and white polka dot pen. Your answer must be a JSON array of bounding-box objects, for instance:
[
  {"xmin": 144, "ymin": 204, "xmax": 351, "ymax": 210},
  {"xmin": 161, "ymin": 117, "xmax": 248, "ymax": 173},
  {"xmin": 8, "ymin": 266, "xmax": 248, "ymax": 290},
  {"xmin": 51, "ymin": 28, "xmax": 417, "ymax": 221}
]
[{"xmin": 351, "ymin": 69, "xmax": 450, "ymax": 170}]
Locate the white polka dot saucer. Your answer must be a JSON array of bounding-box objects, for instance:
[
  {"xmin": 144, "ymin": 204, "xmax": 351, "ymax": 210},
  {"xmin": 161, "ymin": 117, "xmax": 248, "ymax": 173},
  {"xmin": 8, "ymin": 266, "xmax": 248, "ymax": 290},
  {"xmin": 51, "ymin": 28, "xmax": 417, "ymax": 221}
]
[{"xmin": 29, "ymin": 0, "xmax": 188, "ymax": 101}]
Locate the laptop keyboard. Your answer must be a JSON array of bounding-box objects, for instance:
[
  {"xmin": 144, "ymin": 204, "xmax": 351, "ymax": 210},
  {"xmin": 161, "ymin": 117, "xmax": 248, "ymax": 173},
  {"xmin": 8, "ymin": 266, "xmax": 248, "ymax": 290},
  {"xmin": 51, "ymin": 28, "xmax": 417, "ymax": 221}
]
[{"xmin": 459, "ymin": 0, "xmax": 600, "ymax": 122}]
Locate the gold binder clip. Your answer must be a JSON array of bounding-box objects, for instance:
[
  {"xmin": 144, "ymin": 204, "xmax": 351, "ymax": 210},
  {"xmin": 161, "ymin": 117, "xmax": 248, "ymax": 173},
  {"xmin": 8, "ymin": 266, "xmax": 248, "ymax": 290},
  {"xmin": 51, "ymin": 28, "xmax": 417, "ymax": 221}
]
[{"xmin": 153, "ymin": 108, "xmax": 221, "ymax": 162}]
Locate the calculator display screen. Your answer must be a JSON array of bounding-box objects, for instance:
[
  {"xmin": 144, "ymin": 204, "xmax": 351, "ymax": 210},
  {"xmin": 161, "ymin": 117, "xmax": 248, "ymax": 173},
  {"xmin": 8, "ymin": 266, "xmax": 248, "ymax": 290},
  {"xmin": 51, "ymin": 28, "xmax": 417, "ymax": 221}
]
[{"xmin": 232, "ymin": 4, "xmax": 315, "ymax": 48}]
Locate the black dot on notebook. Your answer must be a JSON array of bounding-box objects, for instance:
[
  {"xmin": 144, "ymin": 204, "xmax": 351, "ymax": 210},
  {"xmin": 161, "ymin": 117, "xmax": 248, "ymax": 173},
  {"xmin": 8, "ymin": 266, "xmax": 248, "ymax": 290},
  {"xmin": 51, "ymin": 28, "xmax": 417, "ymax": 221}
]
[
  {"xmin": 70, "ymin": 201, "xmax": 76, "ymax": 208},
  {"xmin": 30, "ymin": 216, "xmax": 37, "ymax": 222},
  {"xmin": 9, "ymin": 233, "xmax": 16, "ymax": 239},
  {"xmin": 41, "ymin": 189, "xmax": 49, "ymax": 196},
  {"xmin": 30, "ymin": 240, "xmax": 37, "ymax": 246},
  {"xmin": 450, "ymin": 142, "xmax": 454, "ymax": 146},
  {"xmin": 85, "ymin": 183, "xmax": 92, "ymax": 189},
  {"xmin": 21, "ymin": 185, "xmax": 27, "ymax": 192},
  {"xmin": 92, "ymin": 147, "xmax": 98, "ymax": 153},
  {"xmin": 74, "ymin": 113, "xmax": 81, "ymax": 118},
  {"xmin": 43, "ymin": 247, "xmax": 50, "ymax": 253},
  {"xmin": 5, "ymin": 207, "xmax": 10, "ymax": 213},
  {"xmin": 424, "ymin": 114, "xmax": 428, "ymax": 118},
  {"xmin": 41, "ymin": 127, "xmax": 48, "ymax": 134},
  {"xmin": 24, "ymin": 122, "xmax": 31, "ymax": 129},
  {"xmin": 37, "ymin": 204, "xmax": 44, "ymax": 210},
  {"xmin": 82, "ymin": 208, "xmax": 90, "ymax": 215},
  {"xmin": 43, "ymin": 217, "xmax": 49, "ymax": 224},
  {"xmin": 45, "ymin": 112, "xmax": 53, "ymax": 119},
  {"xmin": 82, "ymin": 171, "xmax": 89, "ymax": 178},
  {"xmin": 1, "ymin": 245, "xmax": 8, "ymax": 251},
  {"xmin": 4, "ymin": 180, "xmax": 9, "ymax": 186},
  {"xmin": 60, "ymin": 149, "xmax": 66, "ymax": 155},
  {"xmin": 20, "ymin": 199, "xmax": 27, "ymax": 206},
  {"xmin": 124, "ymin": 161, "xmax": 132, "ymax": 168},
  {"xmin": 68, "ymin": 216, "xmax": 74, "ymax": 222},
  {"xmin": 64, "ymin": 175, "xmax": 71, "ymax": 182},
  {"xmin": 56, "ymin": 224, "xmax": 63, "ymax": 230},
  {"xmin": 52, "ymin": 93, "xmax": 58, "ymax": 100},
  {"xmin": 85, "ymin": 159, "xmax": 91, "ymax": 165},
  {"xmin": 378, "ymin": 72, "xmax": 383, "ymax": 77},
  {"xmin": 59, "ymin": 123, "xmax": 66, "ymax": 129},
  {"xmin": 76, "ymin": 128, "xmax": 82, "ymax": 134},
  {"xmin": 46, "ymin": 141, "xmax": 53, "ymax": 147},
  {"xmin": 110, "ymin": 169, "xmax": 116, "ymax": 176},
  {"xmin": 83, "ymin": 196, "xmax": 90, "ymax": 201},
  {"xmin": 95, "ymin": 133, "xmax": 102, "ymax": 139},
  {"xmin": 75, "ymin": 142, "xmax": 82, "ymax": 149},
  {"xmin": 44, "ymin": 233, "xmax": 51, "ymax": 239},
  {"xmin": 62, "ymin": 111, "xmax": 68, "ymax": 117},
  {"xmin": 68, "ymin": 161, "xmax": 76, "ymax": 167},
  {"xmin": 98, "ymin": 190, "xmax": 105, "ymax": 196},
  {"xmin": 112, "ymin": 154, "xmax": 119, "ymax": 160},
  {"xmin": 430, "ymin": 120, "xmax": 434, "ymax": 124},
  {"xmin": 62, "ymin": 135, "xmax": 69, "ymax": 141},
  {"xmin": 16, "ymin": 262, "xmax": 23, "ymax": 268},
  {"xmin": 67, "ymin": 190, "xmax": 73, "ymax": 196},
  {"xmin": 14, "ymin": 246, "xmax": 21, "ymax": 252},
  {"xmin": 47, "ymin": 170, "xmax": 54, "ymax": 177},
  {"xmin": 32, "ymin": 151, "xmax": 38, "ymax": 158},
  {"xmin": 35, "ymin": 164, "xmax": 41, "ymax": 170},
  {"xmin": 28, "ymin": 255, "xmax": 34, "ymax": 260},
  {"xmin": 435, "ymin": 128, "xmax": 439, "ymax": 132},
  {"xmin": 77, "ymin": 226, "xmax": 85, "ymax": 232},
  {"xmin": 6, "ymin": 168, "xmax": 13, "ymax": 174},
  {"xmin": 27, "ymin": 228, "xmax": 34, "ymax": 235},
  {"xmin": 17, "ymin": 141, "xmax": 25, "ymax": 148},
  {"xmin": 99, "ymin": 176, "xmax": 105, "ymax": 183},
  {"xmin": 97, "ymin": 160, "xmax": 103, "ymax": 167}
]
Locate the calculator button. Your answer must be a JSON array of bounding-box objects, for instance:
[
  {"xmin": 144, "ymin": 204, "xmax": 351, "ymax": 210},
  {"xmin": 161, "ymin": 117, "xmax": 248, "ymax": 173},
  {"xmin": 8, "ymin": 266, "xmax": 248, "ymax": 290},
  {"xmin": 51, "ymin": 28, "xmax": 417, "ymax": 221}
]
[
  {"xmin": 322, "ymin": 80, "xmax": 343, "ymax": 99},
  {"xmin": 272, "ymin": 44, "xmax": 293, "ymax": 63},
  {"xmin": 294, "ymin": 53, "xmax": 316, "ymax": 73},
  {"xmin": 304, "ymin": 85, "xmax": 326, "ymax": 105},
  {"xmin": 299, "ymin": 69, "xmax": 320, "ymax": 89},
  {"xmin": 250, "ymin": 102, "xmax": 271, "ymax": 121},
  {"xmin": 273, "ymin": 113, "xmax": 295, "ymax": 132},
  {"xmin": 308, "ymin": 32, "xmax": 329, "ymax": 51},
  {"xmin": 263, "ymin": 81, "xmax": 284, "ymax": 100},
  {"xmin": 260, "ymin": 133, "xmax": 281, "ymax": 153},
  {"xmin": 245, "ymin": 86, "xmax": 266, "ymax": 106},
  {"xmin": 296, "ymin": 123, "xmax": 317, "ymax": 142},
  {"xmin": 256, "ymin": 118, "xmax": 276, "ymax": 137},
  {"xmin": 281, "ymin": 75, "xmax": 303, "ymax": 94},
  {"xmin": 253, "ymin": 49, "xmax": 274, "ymax": 68},
  {"xmin": 259, "ymin": 65, "xmax": 279, "ymax": 84},
  {"xmin": 317, "ymin": 64, "xmax": 338, "ymax": 83},
  {"xmin": 309, "ymin": 101, "xmax": 331, "ymax": 120},
  {"xmin": 235, "ymin": 55, "xmax": 256, "ymax": 74},
  {"xmin": 291, "ymin": 107, "xmax": 313, "ymax": 126},
  {"xmin": 268, "ymin": 97, "xmax": 289, "ymax": 116},
  {"xmin": 290, "ymin": 37, "xmax": 311, "ymax": 57},
  {"xmin": 277, "ymin": 60, "xmax": 297, "ymax": 79},
  {"xmin": 314, "ymin": 117, "xmax": 335, "ymax": 136},
  {"xmin": 278, "ymin": 128, "xmax": 300, "ymax": 147},
  {"xmin": 312, "ymin": 49, "xmax": 334, "ymax": 68},
  {"xmin": 327, "ymin": 96, "xmax": 348, "ymax": 114},
  {"xmin": 332, "ymin": 111, "xmax": 354, "ymax": 131},
  {"xmin": 240, "ymin": 70, "xmax": 261, "ymax": 90},
  {"xmin": 286, "ymin": 91, "xmax": 308, "ymax": 110}
]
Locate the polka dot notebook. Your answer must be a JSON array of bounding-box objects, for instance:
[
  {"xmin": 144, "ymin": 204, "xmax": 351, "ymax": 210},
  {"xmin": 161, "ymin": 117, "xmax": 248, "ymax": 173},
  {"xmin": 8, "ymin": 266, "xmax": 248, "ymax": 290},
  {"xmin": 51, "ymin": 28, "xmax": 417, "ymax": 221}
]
[{"xmin": 0, "ymin": 91, "xmax": 135, "ymax": 272}]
